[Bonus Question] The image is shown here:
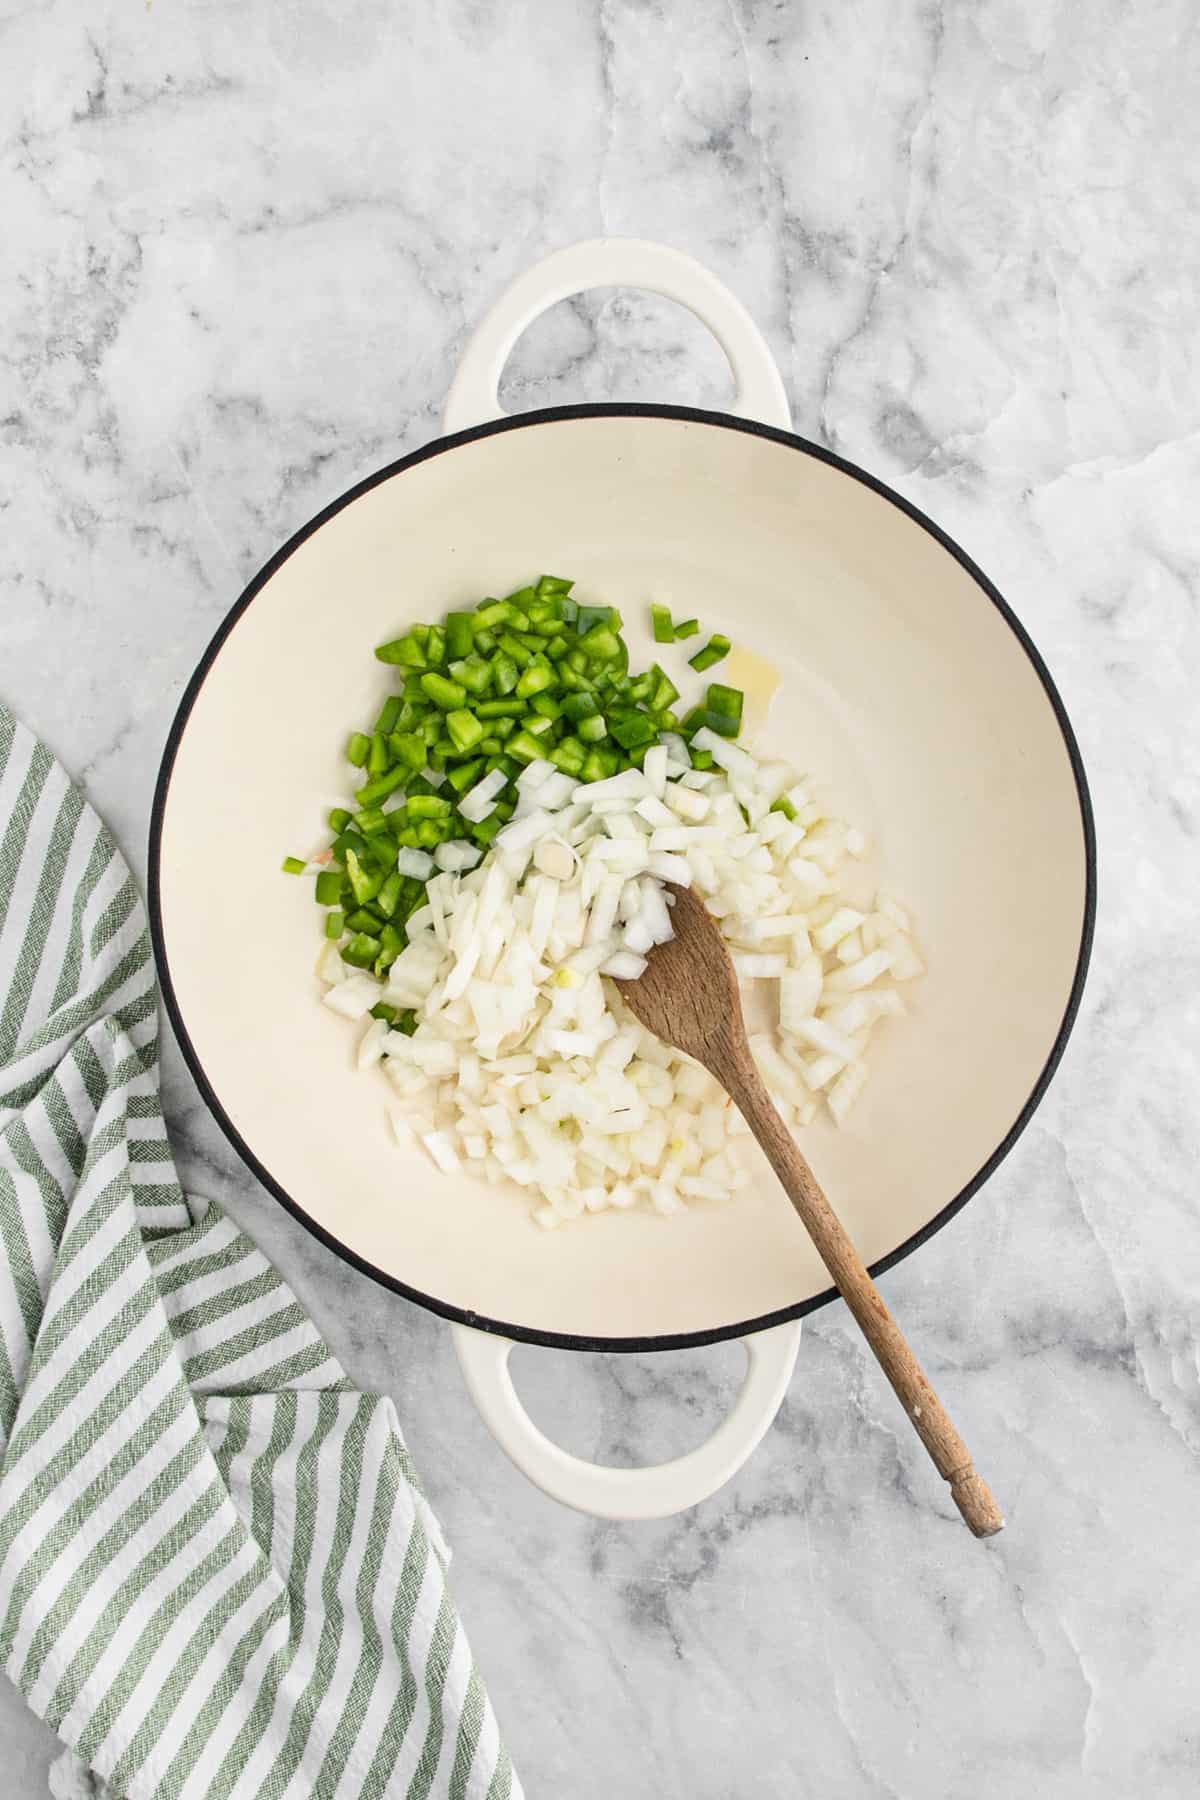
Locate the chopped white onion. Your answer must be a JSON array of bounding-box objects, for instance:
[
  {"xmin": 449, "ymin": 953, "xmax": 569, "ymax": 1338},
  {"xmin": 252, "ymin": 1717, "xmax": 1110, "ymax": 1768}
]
[
  {"xmin": 323, "ymin": 974, "xmax": 381, "ymax": 1020},
  {"xmin": 329, "ymin": 716, "xmax": 921, "ymax": 1223},
  {"xmin": 396, "ymin": 847, "xmax": 434, "ymax": 879},
  {"xmin": 317, "ymin": 940, "xmax": 346, "ymax": 985},
  {"xmin": 459, "ymin": 767, "xmax": 508, "ymax": 823},
  {"xmin": 434, "ymin": 839, "xmax": 482, "ymax": 873},
  {"xmin": 827, "ymin": 1061, "xmax": 868, "ymax": 1122},
  {"xmin": 538, "ymin": 771, "xmax": 577, "ymax": 811},
  {"xmin": 495, "ymin": 809, "xmax": 552, "ymax": 853},
  {"xmin": 822, "ymin": 947, "xmax": 895, "ymax": 992},
  {"xmin": 635, "ymin": 794, "xmax": 675, "ymax": 827},
  {"xmin": 422, "ymin": 1130, "xmax": 461, "ymax": 1175},
  {"xmin": 573, "ymin": 768, "xmax": 646, "ymax": 805},
  {"xmin": 732, "ymin": 952, "xmax": 788, "ymax": 979},
  {"xmin": 600, "ymin": 949, "xmax": 648, "ymax": 980},
  {"xmin": 647, "ymin": 851, "xmax": 690, "ymax": 883},
  {"xmin": 357, "ymin": 1018, "xmax": 388, "ymax": 1069},
  {"xmin": 643, "ymin": 744, "xmax": 669, "ymax": 797},
  {"xmin": 813, "ymin": 907, "xmax": 865, "ymax": 952},
  {"xmin": 517, "ymin": 758, "xmax": 555, "ymax": 791}
]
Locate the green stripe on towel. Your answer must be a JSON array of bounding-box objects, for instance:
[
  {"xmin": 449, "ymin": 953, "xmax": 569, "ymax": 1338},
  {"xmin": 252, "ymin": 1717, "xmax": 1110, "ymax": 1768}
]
[{"xmin": 0, "ymin": 704, "xmax": 519, "ymax": 1800}]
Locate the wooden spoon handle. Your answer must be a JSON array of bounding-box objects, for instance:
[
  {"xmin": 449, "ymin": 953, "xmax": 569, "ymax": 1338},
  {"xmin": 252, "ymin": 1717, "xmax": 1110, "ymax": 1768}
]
[{"xmin": 728, "ymin": 1055, "xmax": 1004, "ymax": 1537}]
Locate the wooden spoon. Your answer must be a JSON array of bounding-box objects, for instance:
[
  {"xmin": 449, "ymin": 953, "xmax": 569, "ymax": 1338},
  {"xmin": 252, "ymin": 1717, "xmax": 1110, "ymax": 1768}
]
[{"xmin": 616, "ymin": 883, "xmax": 1004, "ymax": 1538}]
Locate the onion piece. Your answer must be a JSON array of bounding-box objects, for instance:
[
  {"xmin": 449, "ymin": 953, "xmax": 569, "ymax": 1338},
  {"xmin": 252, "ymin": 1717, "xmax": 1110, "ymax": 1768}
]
[
  {"xmin": 396, "ymin": 847, "xmax": 435, "ymax": 879},
  {"xmin": 435, "ymin": 839, "xmax": 482, "ymax": 874},
  {"xmin": 459, "ymin": 767, "xmax": 508, "ymax": 823},
  {"xmin": 324, "ymin": 975, "xmax": 381, "ymax": 1019},
  {"xmin": 643, "ymin": 744, "xmax": 669, "ymax": 797},
  {"xmin": 732, "ymin": 952, "xmax": 788, "ymax": 979},
  {"xmin": 813, "ymin": 907, "xmax": 866, "ymax": 952},
  {"xmin": 422, "ymin": 1130, "xmax": 461, "ymax": 1175},
  {"xmin": 600, "ymin": 949, "xmax": 647, "ymax": 979}
]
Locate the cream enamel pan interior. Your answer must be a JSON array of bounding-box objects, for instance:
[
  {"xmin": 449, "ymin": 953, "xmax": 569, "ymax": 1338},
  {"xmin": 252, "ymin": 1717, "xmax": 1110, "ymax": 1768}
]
[{"xmin": 151, "ymin": 405, "xmax": 1094, "ymax": 1351}]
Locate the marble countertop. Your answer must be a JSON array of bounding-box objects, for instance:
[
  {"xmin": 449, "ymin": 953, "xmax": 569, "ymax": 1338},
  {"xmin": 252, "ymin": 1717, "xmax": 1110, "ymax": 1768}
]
[{"xmin": 3, "ymin": 1, "xmax": 1199, "ymax": 1794}]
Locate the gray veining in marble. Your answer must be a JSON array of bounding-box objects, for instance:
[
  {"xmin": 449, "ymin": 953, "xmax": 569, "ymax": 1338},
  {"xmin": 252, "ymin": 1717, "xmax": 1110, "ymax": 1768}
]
[{"xmin": 3, "ymin": 0, "xmax": 1199, "ymax": 1794}]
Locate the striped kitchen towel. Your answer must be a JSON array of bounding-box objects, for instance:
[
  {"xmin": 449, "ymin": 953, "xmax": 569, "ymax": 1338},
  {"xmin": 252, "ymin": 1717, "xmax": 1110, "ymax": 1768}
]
[{"xmin": 0, "ymin": 702, "xmax": 519, "ymax": 1800}]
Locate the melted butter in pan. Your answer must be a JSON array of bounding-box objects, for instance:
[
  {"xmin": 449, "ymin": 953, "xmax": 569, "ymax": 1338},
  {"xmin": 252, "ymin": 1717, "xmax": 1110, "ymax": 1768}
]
[{"xmin": 720, "ymin": 644, "xmax": 782, "ymax": 736}]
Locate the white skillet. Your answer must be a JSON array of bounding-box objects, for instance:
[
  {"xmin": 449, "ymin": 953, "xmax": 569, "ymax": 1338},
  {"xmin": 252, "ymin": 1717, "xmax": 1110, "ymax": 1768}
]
[{"xmin": 150, "ymin": 240, "xmax": 1095, "ymax": 1520}]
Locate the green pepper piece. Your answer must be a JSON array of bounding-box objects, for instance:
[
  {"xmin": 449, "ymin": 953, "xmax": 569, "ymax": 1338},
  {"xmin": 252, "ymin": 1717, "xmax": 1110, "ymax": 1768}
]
[
  {"xmin": 389, "ymin": 731, "xmax": 427, "ymax": 771},
  {"xmin": 346, "ymin": 906, "xmax": 384, "ymax": 933},
  {"xmin": 445, "ymin": 611, "xmax": 476, "ymax": 659},
  {"xmin": 581, "ymin": 745, "xmax": 620, "ymax": 782},
  {"xmin": 341, "ymin": 932, "xmax": 381, "ymax": 969},
  {"xmin": 374, "ymin": 634, "xmax": 427, "ymax": 669},
  {"xmin": 445, "ymin": 709, "xmax": 484, "ymax": 753},
  {"xmin": 609, "ymin": 711, "xmax": 656, "ymax": 750},
  {"xmin": 580, "ymin": 625, "xmax": 621, "ymax": 662},
  {"xmin": 698, "ymin": 707, "xmax": 739, "ymax": 737},
  {"xmin": 496, "ymin": 631, "xmax": 532, "ymax": 668},
  {"xmin": 507, "ymin": 729, "xmax": 547, "ymax": 764},
  {"xmin": 418, "ymin": 671, "xmax": 466, "ymax": 709},
  {"xmin": 688, "ymin": 634, "xmax": 731, "ymax": 673},
  {"xmin": 705, "ymin": 682, "xmax": 744, "ymax": 727},
  {"xmin": 345, "ymin": 848, "xmax": 382, "ymax": 906},
  {"xmin": 475, "ymin": 697, "xmax": 524, "ymax": 719},
  {"xmin": 355, "ymin": 765, "xmax": 408, "ymax": 808},
  {"xmin": 448, "ymin": 655, "xmax": 492, "ymax": 696},
  {"xmin": 377, "ymin": 871, "xmax": 405, "ymax": 918},
  {"xmin": 550, "ymin": 737, "xmax": 586, "ymax": 775},
  {"xmin": 514, "ymin": 657, "xmax": 556, "ymax": 700},
  {"xmin": 650, "ymin": 664, "xmax": 680, "ymax": 710},
  {"xmin": 446, "ymin": 756, "xmax": 486, "ymax": 794},
  {"xmin": 492, "ymin": 651, "xmax": 520, "ymax": 694}
]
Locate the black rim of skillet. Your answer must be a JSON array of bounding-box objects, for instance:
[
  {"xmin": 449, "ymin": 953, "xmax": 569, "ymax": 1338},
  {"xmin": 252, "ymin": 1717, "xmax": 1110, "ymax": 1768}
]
[{"xmin": 149, "ymin": 402, "xmax": 1098, "ymax": 1355}]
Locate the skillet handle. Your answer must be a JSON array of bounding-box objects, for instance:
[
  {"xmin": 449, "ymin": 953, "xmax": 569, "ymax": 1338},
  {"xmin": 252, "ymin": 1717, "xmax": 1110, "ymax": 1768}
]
[
  {"xmin": 451, "ymin": 1319, "xmax": 801, "ymax": 1520},
  {"xmin": 442, "ymin": 237, "xmax": 791, "ymax": 435}
]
